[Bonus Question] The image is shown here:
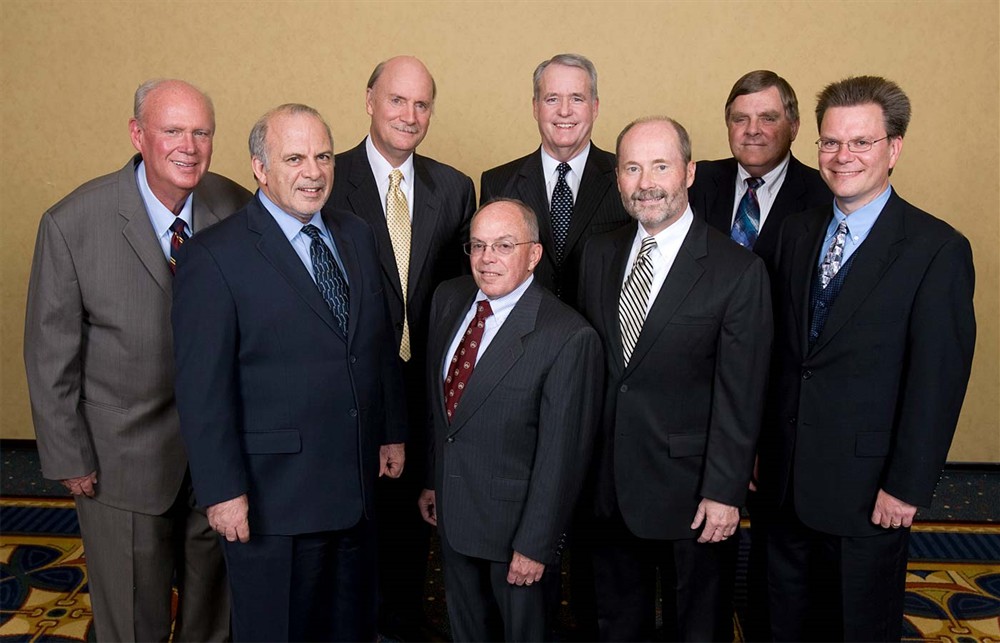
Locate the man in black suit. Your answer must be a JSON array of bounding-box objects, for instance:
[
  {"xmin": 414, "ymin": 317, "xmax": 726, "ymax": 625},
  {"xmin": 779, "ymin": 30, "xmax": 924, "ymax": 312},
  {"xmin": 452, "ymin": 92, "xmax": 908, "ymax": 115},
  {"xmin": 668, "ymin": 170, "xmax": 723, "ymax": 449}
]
[
  {"xmin": 480, "ymin": 53, "xmax": 630, "ymax": 307},
  {"xmin": 172, "ymin": 103, "xmax": 407, "ymax": 642},
  {"xmin": 580, "ymin": 117, "xmax": 772, "ymax": 642},
  {"xmin": 688, "ymin": 70, "xmax": 831, "ymax": 269},
  {"xmin": 418, "ymin": 199, "xmax": 603, "ymax": 641},
  {"xmin": 325, "ymin": 55, "xmax": 475, "ymax": 639},
  {"xmin": 760, "ymin": 76, "xmax": 976, "ymax": 641}
]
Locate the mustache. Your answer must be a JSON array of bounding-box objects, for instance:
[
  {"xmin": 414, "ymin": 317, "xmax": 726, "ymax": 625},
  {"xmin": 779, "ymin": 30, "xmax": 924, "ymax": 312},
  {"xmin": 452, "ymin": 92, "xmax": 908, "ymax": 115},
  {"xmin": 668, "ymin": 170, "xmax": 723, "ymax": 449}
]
[{"xmin": 629, "ymin": 188, "xmax": 667, "ymax": 201}]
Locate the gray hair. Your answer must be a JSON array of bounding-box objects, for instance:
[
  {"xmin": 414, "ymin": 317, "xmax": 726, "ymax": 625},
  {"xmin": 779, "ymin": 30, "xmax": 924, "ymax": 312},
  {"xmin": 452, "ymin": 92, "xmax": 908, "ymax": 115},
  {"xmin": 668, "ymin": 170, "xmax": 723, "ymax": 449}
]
[
  {"xmin": 473, "ymin": 198, "xmax": 540, "ymax": 242},
  {"xmin": 532, "ymin": 53, "xmax": 599, "ymax": 102},
  {"xmin": 815, "ymin": 76, "xmax": 912, "ymax": 138},
  {"xmin": 616, "ymin": 116, "xmax": 692, "ymax": 165},
  {"xmin": 248, "ymin": 103, "xmax": 334, "ymax": 169},
  {"xmin": 133, "ymin": 78, "xmax": 215, "ymax": 124},
  {"xmin": 724, "ymin": 70, "xmax": 799, "ymax": 123}
]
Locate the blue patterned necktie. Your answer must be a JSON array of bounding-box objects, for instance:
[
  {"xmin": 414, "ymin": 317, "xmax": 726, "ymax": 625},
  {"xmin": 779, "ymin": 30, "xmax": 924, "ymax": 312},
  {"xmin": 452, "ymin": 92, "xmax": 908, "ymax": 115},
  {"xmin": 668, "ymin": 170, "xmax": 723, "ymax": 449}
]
[
  {"xmin": 550, "ymin": 162, "xmax": 573, "ymax": 262},
  {"xmin": 819, "ymin": 219, "xmax": 849, "ymax": 289},
  {"xmin": 731, "ymin": 177, "xmax": 764, "ymax": 249},
  {"xmin": 301, "ymin": 224, "xmax": 350, "ymax": 333}
]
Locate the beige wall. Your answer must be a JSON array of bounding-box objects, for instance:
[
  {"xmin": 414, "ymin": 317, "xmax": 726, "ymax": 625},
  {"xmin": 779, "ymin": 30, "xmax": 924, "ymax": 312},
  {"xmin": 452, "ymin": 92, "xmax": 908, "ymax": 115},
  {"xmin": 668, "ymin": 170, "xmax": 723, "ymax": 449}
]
[{"xmin": 2, "ymin": 0, "xmax": 997, "ymax": 460}]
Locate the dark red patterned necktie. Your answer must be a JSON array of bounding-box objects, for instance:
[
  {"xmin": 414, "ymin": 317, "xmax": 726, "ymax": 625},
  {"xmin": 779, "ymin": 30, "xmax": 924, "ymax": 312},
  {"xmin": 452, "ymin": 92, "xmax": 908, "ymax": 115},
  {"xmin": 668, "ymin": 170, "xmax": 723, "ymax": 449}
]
[
  {"xmin": 443, "ymin": 300, "xmax": 493, "ymax": 422},
  {"xmin": 169, "ymin": 218, "xmax": 189, "ymax": 275}
]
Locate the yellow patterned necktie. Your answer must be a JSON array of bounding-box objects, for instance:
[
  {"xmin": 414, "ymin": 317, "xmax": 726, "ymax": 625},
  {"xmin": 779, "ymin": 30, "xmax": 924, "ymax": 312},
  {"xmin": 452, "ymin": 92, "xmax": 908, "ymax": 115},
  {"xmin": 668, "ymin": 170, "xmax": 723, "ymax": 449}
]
[{"xmin": 386, "ymin": 169, "xmax": 412, "ymax": 361}]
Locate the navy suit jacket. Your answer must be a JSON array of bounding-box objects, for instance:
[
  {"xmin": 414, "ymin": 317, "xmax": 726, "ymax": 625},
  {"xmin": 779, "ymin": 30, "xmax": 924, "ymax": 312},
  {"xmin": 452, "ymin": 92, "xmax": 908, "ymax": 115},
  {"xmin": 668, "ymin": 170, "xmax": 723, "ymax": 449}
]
[
  {"xmin": 760, "ymin": 190, "xmax": 976, "ymax": 537},
  {"xmin": 173, "ymin": 194, "xmax": 406, "ymax": 535},
  {"xmin": 480, "ymin": 145, "xmax": 630, "ymax": 307},
  {"xmin": 580, "ymin": 217, "xmax": 772, "ymax": 540},
  {"xmin": 326, "ymin": 140, "xmax": 475, "ymax": 441},
  {"xmin": 688, "ymin": 155, "xmax": 831, "ymax": 269},
  {"xmin": 426, "ymin": 277, "xmax": 603, "ymax": 564}
]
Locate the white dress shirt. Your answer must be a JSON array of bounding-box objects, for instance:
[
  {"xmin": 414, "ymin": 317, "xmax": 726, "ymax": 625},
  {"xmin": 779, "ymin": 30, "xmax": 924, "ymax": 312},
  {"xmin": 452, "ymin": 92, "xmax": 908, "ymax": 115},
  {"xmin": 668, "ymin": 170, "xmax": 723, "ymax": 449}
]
[
  {"xmin": 622, "ymin": 208, "xmax": 694, "ymax": 316},
  {"xmin": 731, "ymin": 152, "xmax": 791, "ymax": 229},
  {"xmin": 366, "ymin": 135, "xmax": 415, "ymax": 222},
  {"xmin": 541, "ymin": 144, "xmax": 590, "ymax": 203}
]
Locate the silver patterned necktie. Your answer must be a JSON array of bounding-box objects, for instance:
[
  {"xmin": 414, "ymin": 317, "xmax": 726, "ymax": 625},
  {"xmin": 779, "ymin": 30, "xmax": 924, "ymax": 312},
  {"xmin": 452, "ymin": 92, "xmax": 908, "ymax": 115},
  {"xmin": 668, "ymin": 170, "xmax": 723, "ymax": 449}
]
[
  {"xmin": 819, "ymin": 219, "xmax": 849, "ymax": 289},
  {"xmin": 385, "ymin": 169, "xmax": 412, "ymax": 360},
  {"xmin": 619, "ymin": 236, "xmax": 657, "ymax": 365}
]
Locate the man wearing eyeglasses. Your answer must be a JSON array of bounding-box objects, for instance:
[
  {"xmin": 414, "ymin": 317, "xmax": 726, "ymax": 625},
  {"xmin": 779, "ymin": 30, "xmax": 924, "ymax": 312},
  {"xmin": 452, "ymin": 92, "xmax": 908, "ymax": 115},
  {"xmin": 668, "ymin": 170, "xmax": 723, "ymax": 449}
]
[
  {"xmin": 417, "ymin": 198, "xmax": 602, "ymax": 641},
  {"xmin": 759, "ymin": 76, "xmax": 976, "ymax": 641}
]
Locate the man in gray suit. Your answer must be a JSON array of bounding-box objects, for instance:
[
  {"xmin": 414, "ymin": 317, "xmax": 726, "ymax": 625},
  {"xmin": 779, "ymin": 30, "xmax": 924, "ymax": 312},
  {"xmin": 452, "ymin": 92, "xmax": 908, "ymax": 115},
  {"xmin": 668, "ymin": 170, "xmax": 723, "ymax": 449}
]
[
  {"xmin": 418, "ymin": 199, "xmax": 603, "ymax": 641},
  {"xmin": 24, "ymin": 79, "xmax": 250, "ymax": 641}
]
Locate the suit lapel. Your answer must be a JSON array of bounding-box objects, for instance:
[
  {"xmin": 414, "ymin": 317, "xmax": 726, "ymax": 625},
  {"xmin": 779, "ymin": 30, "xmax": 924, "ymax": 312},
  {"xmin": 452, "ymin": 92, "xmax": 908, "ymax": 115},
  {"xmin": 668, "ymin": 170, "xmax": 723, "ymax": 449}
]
[
  {"xmin": 810, "ymin": 193, "xmax": 905, "ymax": 354},
  {"xmin": 515, "ymin": 151, "xmax": 553, "ymax": 253},
  {"xmin": 770, "ymin": 157, "xmax": 808, "ymax": 217},
  {"xmin": 563, "ymin": 146, "xmax": 614, "ymax": 257},
  {"xmin": 625, "ymin": 218, "xmax": 707, "ymax": 374},
  {"xmin": 409, "ymin": 155, "xmax": 441, "ymax": 297},
  {"xmin": 448, "ymin": 284, "xmax": 541, "ymax": 435},
  {"xmin": 787, "ymin": 210, "xmax": 828, "ymax": 356},
  {"xmin": 117, "ymin": 157, "xmax": 173, "ymax": 295},
  {"xmin": 249, "ymin": 195, "xmax": 344, "ymax": 339},
  {"xmin": 601, "ymin": 224, "xmax": 636, "ymax": 378},
  {"xmin": 705, "ymin": 158, "xmax": 737, "ymax": 234},
  {"xmin": 433, "ymin": 282, "xmax": 478, "ymax": 421},
  {"xmin": 327, "ymin": 212, "xmax": 364, "ymax": 345}
]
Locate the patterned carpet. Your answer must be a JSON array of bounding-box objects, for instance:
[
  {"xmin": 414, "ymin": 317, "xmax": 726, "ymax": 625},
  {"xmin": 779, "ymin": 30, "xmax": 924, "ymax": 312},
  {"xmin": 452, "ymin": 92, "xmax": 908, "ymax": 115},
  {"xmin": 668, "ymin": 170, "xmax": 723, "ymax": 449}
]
[{"xmin": 2, "ymin": 497, "xmax": 998, "ymax": 642}]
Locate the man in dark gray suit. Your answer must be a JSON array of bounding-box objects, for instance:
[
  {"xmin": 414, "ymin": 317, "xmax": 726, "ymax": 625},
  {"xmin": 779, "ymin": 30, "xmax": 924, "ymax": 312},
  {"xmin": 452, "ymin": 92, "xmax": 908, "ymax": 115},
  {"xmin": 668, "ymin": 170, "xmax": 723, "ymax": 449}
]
[
  {"xmin": 418, "ymin": 199, "xmax": 603, "ymax": 641},
  {"xmin": 24, "ymin": 79, "xmax": 250, "ymax": 641},
  {"xmin": 688, "ymin": 70, "xmax": 831, "ymax": 269},
  {"xmin": 325, "ymin": 56, "xmax": 475, "ymax": 638}
]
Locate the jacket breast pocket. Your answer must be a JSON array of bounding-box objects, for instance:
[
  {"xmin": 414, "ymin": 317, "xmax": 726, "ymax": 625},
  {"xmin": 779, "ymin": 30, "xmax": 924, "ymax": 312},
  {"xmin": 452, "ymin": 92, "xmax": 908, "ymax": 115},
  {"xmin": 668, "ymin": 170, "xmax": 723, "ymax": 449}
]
[
  {"xmin": 490, "ymin": 477, "xmax": 529, "ymax": 502},
  {"xmin": 242, "ymin": 429, "xmax": 302, "ymax": 454},
  {"xmin": 855, "ymin": 431, "xmax": 891, "ymax": 457}
]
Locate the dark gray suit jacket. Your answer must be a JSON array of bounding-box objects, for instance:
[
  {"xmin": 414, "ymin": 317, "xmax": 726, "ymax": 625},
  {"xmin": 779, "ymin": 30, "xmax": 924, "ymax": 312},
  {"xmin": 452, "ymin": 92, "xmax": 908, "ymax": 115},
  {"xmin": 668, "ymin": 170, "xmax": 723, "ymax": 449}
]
[
  {"xmin": 580, "ymin": 216, "xmax": 773, "ymax": 540},
  {"xmin": 688, "ymin": 155, "xmax": 831, "ymax": 269},
  {"xmin": 760, "ymin": 190, "xmax": 976, "ymax": 537},
  {"xmin": 426, "ymin": 277, "xmax": 603, "ymax": 565},
  {"xmin": 25, "ymin": 155, "xmax": 249, "ymax": 514},
  {"xmin": 480, "ymin": 145, "xmax": 630, "ymax": 307}
]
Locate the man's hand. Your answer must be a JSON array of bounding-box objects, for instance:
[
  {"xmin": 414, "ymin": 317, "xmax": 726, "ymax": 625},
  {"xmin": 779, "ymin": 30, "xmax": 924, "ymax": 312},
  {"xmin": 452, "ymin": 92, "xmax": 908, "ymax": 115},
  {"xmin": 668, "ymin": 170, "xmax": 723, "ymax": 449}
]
[
  {"xmin": 379, "ymin": 443, "xmax": 405, "ymax": 478},
  {"xmin": 507, "ymin": 551, "xmax": 545, "ymax": 586},
  {"xmin": 691, "ymin": 497, "xmax": 740, "ymax": 543},
  {"xmin": 61, "ymin": 471, "xmax": 97, "ymax": 497},
  {"xmin": 418, "ymin": 489, "xmax": 437, "ymax": 526},
  {"xmin": 871, "ymin": 488, "xmax": 917, "ymax": 529},
  {"xmin": 208, "ymin": 494, "xmax": 250, "ymax": 543}
]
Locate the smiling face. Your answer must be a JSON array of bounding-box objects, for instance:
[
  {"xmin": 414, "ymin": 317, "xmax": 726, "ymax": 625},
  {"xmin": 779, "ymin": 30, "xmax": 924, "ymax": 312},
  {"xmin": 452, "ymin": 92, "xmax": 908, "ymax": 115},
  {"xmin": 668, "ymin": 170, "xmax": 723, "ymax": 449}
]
[
  {"xmin": 726, "ymin": 86, "xmax": 799, "ymax": 177},
  {"xmin": 533, "ymin": 64, "xmax": 599, "ymax": 162},
  {"xmin": 616, "ymin": 120, "xmax": 695, "ymax": 235},
  {"xmin": 469, "ymin": 202, "xmax": 542, "ymax": 299},
  {"xmin": 252, "ymin": 111, "xmax": 334, "ymax": 223},
  {"xmin": 818, "ymin": 103, "xmax": 902, "ymax": 214},
  {"xmin": 366, "ymin": 56, "xmax": 434, "ymax": 167},
  {"xmin": 129, "ymin": 81, "xmax": 215, "ymax": 214}
]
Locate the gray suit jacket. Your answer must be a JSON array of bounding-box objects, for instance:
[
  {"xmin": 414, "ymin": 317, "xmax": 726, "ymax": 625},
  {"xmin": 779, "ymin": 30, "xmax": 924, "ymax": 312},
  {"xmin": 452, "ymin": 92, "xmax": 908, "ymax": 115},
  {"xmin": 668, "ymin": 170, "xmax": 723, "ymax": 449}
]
[
  {"xmin": 24, "ymin": 154, "xmax": 250, "ymax": 515},
  {"xmin": 426, "ymin": 277, "xmax": 603, "ymax": 565}
]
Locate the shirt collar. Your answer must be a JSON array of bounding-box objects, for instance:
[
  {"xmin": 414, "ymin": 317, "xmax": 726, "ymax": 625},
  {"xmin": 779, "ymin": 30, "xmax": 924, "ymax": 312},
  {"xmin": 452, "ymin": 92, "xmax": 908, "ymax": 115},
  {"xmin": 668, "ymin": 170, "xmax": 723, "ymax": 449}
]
[
  {"xmin": 540, "ymin": 142, "xmax": 590, "ymax": 182},
  {"xmin": 135, "ymin": 160, "xmax": 194, "ymax": 235},
  {"xmin": 257, "ymin": 190, "xmax": 330, "ymax": 243},
  {"xmin": 638, "ymin": 205, "xmax": 695, "ymax": 246},
  {"xmin": 477, "ymin": 274, "xmax": 535, "ymax": 314},
  {"xmin": 736, "ymin": 152, "xmax": 790, "ymax": 198},
  {"xmin": 365, "ymin": 135, "xmax": 415, "ymax": 188},
  {"xmin": 829, "ymin": 185, "xmax": 892, "ymax": 237}
]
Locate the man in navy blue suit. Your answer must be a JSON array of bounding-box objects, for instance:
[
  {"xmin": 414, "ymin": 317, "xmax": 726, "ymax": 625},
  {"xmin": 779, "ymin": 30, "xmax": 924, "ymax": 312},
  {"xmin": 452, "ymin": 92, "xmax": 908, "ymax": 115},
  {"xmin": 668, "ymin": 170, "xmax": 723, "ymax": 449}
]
[{"xmin": 172, "ymin": 103, "xmax": 407, "ymax": 642}]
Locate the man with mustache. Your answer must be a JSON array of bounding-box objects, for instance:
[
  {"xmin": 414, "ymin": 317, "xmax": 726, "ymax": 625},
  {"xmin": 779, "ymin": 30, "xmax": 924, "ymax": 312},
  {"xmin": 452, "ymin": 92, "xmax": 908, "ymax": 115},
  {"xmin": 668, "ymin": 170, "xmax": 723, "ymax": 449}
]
[
  {"xmin": 579, "ymin": 117, "xmax": 772, "ymax": 641},
  {"xmin": 325, "ymin": 55, "xmax": 475, "ymax": 640},
  {"xmin": 172, "ymin": 104, "xmax": 406, "ymax": 641},
  {"xmin": 24, "ymin": 79, "xmax": 249, "ymax": 642}
]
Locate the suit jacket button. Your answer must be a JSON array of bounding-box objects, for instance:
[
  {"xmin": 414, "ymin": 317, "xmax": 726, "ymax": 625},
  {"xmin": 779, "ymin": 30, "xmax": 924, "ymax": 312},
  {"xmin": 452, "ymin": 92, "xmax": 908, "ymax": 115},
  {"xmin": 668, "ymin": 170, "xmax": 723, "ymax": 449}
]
[
  {"xmin": 620, "ymin": 384, "xmax": 628, "ymax": 393},
  {"xmin": 801, "ymin": 370, "xmax": 812, "ymax": 380},
  {"xmin": 350, "ymin": 355, "xmax": 357, "ymax": 364},
  {"xmin": 349, "ymin": 408, "xmax": 358, "ymax": 417},
  {"xmin": 788, "ymin": 416, "xmax": 797, "ymax": 425},
  {"xmin": 446, "ymin": 437, "xmax": 455, "ymax": 443}
]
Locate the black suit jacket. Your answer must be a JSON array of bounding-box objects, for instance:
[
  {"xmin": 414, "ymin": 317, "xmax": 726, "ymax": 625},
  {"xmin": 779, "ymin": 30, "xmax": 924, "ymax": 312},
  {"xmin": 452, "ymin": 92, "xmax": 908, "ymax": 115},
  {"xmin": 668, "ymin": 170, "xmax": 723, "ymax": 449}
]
[
  {"xmin": 426, "ymin": 277, "xmax": 603, "ymax": 565},
  {"xmin": 172, "ymin": 194, "xmax": 406, "ymax": 535},
  {"xmin": 688, "ymin": 155, "xmax": 831, "ymax": 268},
  {"xmin": 759, "ymin": 190, "xmax": 976, "ymax": 537},
  {"xmin": 327, "ymin": 141, "xmax": 475, "ymax": 439},
  {"xmin": 579, "ymin": 217, "xmax": 773, "ymax": 540},
  {"xmin": 480, "ymin": 145, "xmax": 630, "ymax": 307}
]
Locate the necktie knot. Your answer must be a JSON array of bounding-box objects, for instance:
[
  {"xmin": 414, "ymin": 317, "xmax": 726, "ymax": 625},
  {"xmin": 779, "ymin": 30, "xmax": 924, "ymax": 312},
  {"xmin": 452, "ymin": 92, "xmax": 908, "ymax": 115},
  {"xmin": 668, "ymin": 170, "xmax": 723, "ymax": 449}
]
[
  {"xmin": 389, "ymin": 168, "xmax": 403, "ymax": 189},
  {"xmin": 301, "ymin": 224, "xmax": 322, "ymax": 242},
  {"xmin": 475, "ymin": 300, "xmax": 494, "ymax": 322},
  {"xmin": 170, "ymin": 217, "xmax": 188, "ymax": 236},
  {"xmin": 746, "ymin": 176, "xmax": 764, "ymax": 192},
  {"xmin": 556, "ymin": 162, "xmax": 570, "ymax": 180},
  {"xmin": 638, "ymin": 235, "xmax": 657, "ymax": 259}
]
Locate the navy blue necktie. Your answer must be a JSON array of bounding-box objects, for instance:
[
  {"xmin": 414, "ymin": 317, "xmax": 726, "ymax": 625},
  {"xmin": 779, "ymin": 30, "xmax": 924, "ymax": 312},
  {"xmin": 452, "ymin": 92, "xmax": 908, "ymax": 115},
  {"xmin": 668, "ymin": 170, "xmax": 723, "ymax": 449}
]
[
  {"xmin": 731, "ymin": 177, "xmax": 764, "ymax": 249},
  {"xmin": 168, "ymin": 217, "xmax": 189, "ymax": 275},
  {"xmin": 550, "ymin": 162, "xmax": 573, "ymax": 262},
  {"xmin": 301, "ymin": 224, "xmax": 350, "ymax": 334}
]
